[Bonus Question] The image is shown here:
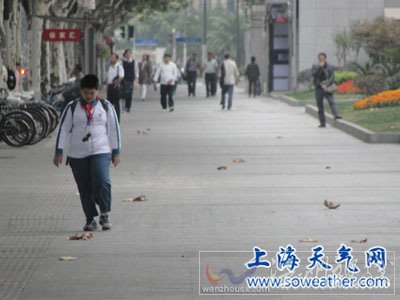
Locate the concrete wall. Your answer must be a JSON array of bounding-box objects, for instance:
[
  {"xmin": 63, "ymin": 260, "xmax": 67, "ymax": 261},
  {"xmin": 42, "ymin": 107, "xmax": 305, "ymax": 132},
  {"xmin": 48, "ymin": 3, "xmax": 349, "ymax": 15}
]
[{"xmin": 298, "ymin": 0, "xmax": 385, "ymax": 72}]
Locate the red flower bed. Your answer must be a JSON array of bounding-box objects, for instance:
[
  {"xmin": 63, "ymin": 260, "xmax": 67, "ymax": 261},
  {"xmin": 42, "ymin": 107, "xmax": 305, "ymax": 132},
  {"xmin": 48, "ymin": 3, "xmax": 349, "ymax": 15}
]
[{"xmin": 337, "ymin": 80, "xmax": 359, "ymax": 94}]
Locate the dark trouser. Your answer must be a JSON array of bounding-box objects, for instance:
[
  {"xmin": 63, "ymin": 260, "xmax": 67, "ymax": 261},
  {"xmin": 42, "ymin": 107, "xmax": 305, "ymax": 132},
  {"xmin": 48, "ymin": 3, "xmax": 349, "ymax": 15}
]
[
  {"xmin": 187, "ymin": 71, "xmax": 197, "ymax": 96},
  {"xmin": 107, "ymin": 84, "xmax": 121, "ymax": 122},
  {"xmin": 248, "ymin": 79, "xmax": 257, "ymax": 97},
  {"xmin": 123, "ymin": 81, "xmax": 134, "ymax": 110},
  {"xmin": 220, "ymin": 84, "xmax": 234, "ymax": 109},
  {"xmin": 68, "ymin": 154, "xmax": 112, "ymax": 222},
  {"xmin": 315, "ymin": 87, "xmax": 340, "ymax": 125},
  {"xmin": 160, "ymin": 84, "xmax": 174, "ymax": 109},
  {"xmin": 205, "ymin": 73, "xmax": 217, "ymax": 96}
]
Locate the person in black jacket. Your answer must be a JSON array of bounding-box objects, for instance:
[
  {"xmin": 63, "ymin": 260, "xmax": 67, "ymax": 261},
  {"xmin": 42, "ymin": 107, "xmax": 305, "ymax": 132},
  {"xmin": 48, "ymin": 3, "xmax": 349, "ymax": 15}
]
[
  {"xmin": 312, "ymin": 53, "xmax": 342, "ymax": 128},
  {"xmin": 122, "ymin": 49, "xmax": 138, "ymax": 113},
  {"xmin": 245, "ymin": 56, "xmax": 260, "ymax": 98}
]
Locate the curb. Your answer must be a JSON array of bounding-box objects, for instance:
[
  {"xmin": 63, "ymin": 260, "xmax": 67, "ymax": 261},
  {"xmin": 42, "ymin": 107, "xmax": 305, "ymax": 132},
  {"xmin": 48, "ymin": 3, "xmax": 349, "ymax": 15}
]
[
  {"xmin": 305, "ymin": 105, "xmax": 400, "ymax": 144},
  {"xmin": 270, "ymin": 92, "xmax": 305, "ymax": 106}
]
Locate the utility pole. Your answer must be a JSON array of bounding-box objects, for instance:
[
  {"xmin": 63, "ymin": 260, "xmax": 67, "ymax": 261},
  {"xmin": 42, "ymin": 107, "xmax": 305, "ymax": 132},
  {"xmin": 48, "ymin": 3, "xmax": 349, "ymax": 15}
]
[
  {"xmin": 172, "ymin": 28, "xmax": 177, "ymax": 61},
  {"xmin": 236, "ymin": 0, "xmax": 240, "ymax": 65},
  {"xmin": 202, "ymin": 0, "xmax": 207, "ymax": 64}
]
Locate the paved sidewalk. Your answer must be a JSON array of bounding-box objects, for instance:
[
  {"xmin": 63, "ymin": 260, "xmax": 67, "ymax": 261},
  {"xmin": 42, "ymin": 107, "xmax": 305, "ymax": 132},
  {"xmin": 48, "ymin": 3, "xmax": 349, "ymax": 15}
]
[{"xmin": 0, "ymin": 84, "xmax": 399, "ymax": 299}]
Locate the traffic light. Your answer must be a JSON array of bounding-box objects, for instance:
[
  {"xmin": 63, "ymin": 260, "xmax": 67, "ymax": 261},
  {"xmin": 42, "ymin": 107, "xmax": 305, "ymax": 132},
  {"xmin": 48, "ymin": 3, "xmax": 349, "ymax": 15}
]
[
  {"xmin": 128, "ymin": 25, "xmax": 134, "ymax": 39},
  {"xmin": 120, "ymin": 26, "xmax": 126, "ymax": 39}
]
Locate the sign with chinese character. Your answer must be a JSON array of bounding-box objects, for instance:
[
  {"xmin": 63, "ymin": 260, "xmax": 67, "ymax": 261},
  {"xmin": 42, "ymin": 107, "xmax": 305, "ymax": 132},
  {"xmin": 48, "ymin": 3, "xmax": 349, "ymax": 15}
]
[{"xmin": 42, "ymin": 29, "xmax": 82, "ymax": 42}]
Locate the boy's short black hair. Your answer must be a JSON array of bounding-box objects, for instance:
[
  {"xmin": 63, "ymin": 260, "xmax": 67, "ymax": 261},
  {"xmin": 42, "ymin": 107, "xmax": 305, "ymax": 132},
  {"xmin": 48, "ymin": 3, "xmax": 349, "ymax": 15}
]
[
  {"xmin": 251, "ymin": 56, "xmax": 256, "ymax": 62},
  {"xmin": 80, "ymin": 74, "xmax": 99, "ymax": 90},
  {"xmin": 164, "ymin": 53, "xmax": 171, "ymax": 58},
  {"xmin": 318, "ymin": 52, "xmax": 327, "ymax": 58},
  {"xmin": 224, "ymin": 53, "xmax": 230, "ymax": 59}
]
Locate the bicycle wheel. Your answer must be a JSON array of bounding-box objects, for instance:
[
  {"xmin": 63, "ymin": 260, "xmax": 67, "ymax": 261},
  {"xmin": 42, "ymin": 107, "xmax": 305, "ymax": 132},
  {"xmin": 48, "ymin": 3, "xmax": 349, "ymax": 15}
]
[
  {"xmin": 22, "ymin": 107, "xmax": 49, "ymax": 145},
  {"xmin": 0, "ymin": 111, "xmax": 36, "ymax": 147},
  {"xmin": 41, "ymin": 103, "xmax": 59, "ymax": 133}
]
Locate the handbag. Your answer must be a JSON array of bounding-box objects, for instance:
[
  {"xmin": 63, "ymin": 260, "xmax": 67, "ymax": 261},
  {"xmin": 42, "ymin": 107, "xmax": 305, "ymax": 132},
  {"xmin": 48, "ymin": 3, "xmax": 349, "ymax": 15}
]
[{"xmin": 321, "ymin": 81, "xmax": 338, "ymax": 93}]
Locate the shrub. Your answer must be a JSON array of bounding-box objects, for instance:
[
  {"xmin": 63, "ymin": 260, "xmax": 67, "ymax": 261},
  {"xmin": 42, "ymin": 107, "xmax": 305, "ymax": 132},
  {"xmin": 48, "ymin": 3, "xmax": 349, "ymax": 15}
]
[
  {"xmin": 353, "ymin": 74, "xmax": 388, "ymax": 95},
  {"xmin": 353, "ymin": 89, "xmax": 400, "ymax": 110},
  {"xmin": 334, "ymin": 71, "xmax": 359, "ymax": 85}
]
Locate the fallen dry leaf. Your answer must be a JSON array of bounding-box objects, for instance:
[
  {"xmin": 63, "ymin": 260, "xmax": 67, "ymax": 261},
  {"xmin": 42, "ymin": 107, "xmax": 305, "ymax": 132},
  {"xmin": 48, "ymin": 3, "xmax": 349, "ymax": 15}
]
[
  {"xmin": 326, "ymin": 166, "xmax": 331, "ymax": 169},
  {"xmin": 59, "ymin": 256, "xmax": 77, "ymax": 261},
  {"xmin": 232, "ymin": 158, "xmax": 246, "ymax": 163},
  {"xmin": 142, "ymin": 131, "xmax": 149, "ymax": 135},
  {"xmin": 145, "ymin": 128, "xmax": 151, "ymax": 131},
  {"xmin": 276, "ymin": 136, "xmax": 283, "ymax": 139},
  {"xmin": 324, "ymin": 199, "xmax": 340, "ymax": 209},
  {"xmin": 300, "ymin": 237, "xmax": 318, "ymax": 243},
  {"xmin": 217, "ymin": 166, "xmax": 227, "ymax": 171},
  {"xmin": 68, "ymin": 232, "xmax": 94, "ymax": 241},
  {"xmin": 136, "ymin": 130, "xmax": 142, "ymax": 135},
  {"xmin": 133, "ymin": 194, "xmax": 148, "ymax": 201},
  {"xmin": 351, "ymin": 238, "xmax": 368, "ymax": 244}
]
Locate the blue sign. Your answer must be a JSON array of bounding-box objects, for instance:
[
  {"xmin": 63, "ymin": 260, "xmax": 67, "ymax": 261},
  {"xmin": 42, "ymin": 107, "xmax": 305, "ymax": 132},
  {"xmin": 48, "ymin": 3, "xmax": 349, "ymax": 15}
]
[
  {"xmin": 135, "ymin": 39, "xmax": 158, "ymax": 46},
  {"xmin": 176, "ymin": 37, "xmax": 202, "ymax": 44}
]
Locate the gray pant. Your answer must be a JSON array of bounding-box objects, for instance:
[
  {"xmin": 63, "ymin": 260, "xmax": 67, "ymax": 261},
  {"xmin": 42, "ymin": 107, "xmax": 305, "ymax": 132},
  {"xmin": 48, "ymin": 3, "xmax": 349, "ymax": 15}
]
[{"xmin": 315, "ymin": 87, "xmax": 340, "ymax": 125}]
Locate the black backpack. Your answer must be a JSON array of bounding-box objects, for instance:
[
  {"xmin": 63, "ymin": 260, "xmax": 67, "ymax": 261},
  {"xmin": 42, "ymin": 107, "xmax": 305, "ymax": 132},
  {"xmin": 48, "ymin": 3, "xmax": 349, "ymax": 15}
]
[{"xmin": 6, "ymin": 68, "xmax": 16, "ymax": 90}]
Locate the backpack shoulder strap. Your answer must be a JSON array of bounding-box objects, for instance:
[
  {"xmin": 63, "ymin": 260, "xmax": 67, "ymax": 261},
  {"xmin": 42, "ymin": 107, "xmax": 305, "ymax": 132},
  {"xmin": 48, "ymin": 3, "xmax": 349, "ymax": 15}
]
[
  {"xmin": 70, "ymin": 99, "xmax": 79, "ymax": 116},
  {"xmin": 99, "ymin": 98, "xmax": 109, "ymax": 112}
]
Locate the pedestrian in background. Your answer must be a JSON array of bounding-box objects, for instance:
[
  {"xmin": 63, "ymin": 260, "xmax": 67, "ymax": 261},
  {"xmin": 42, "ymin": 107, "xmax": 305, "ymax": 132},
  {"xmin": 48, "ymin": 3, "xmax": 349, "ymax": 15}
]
[
  {"xmin": 106, "ymin": 53, "xmax": 124, "ymax": 122},
  {"xmin": 122, "ymin": 49, "xmax": 138, "ymax": 112},
  {"xmin": 53, "ymin": 74, "xmax": 121, "ymax": 231},
  {"xmin": 153, "ymin": 53, "xmax": 178, "ymax": 112},
  {"xmin": 203, "ymin": 52, "xmax": 218, "ymax": 97},
  {"xmin": 138, "ymin": 53, "xmax": 152, "ymax": 102},
  {"xmin": 245, "ymin": 56, "xmax": 260, "ymax": 98},
  {"xmin": 220, "ymin": 53, "xmax": 239, "ymax": 110},
  {"xmin": 184, "ymin": 53, "xmax": 201, "ymax": 97},
  {"xmin": 312, "ymin": 52, "xmax": 342, "ymax": 128}
]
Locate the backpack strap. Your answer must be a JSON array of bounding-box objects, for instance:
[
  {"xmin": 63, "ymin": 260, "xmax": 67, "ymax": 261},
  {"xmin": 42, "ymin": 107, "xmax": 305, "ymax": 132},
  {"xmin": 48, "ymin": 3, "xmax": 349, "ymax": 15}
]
[{"xmin": 71, "ymin": 97, "xmax": 108, "ymax": 116}]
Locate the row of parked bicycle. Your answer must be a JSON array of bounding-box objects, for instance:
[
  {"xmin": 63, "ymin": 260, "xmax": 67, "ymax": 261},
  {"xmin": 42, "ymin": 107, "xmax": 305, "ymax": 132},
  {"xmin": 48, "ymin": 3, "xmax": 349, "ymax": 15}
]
[{"xmin": 0, "ymin": 81, "xmax": 74, "ymax": 147}]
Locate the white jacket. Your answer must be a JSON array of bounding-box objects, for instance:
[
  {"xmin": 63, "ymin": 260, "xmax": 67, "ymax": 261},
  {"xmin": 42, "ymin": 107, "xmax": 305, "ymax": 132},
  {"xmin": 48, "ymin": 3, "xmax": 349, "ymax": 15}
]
[
  {"xmin": 55, "ymin": 99, "xmax": 121, "ymax": 158},
  {"xmin": 222, "ymin": 59, "xmax": 239, "ymax": 85}
]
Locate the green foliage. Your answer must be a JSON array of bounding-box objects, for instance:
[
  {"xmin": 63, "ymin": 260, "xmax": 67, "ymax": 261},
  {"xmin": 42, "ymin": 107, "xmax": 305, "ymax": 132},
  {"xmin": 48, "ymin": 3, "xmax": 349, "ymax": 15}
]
[
  {"xmin": 354, "ymin": 74, "xmax": 388, "ymax": 96},
  {"xmin": 132, "ymin": 6, "xmax": 246, "ymax": 65},
  {"xmin": 334, "ymin": 71, "xmax": 359, "ymax": 85},
  {"xmin": 333, "ymin": 29, "xmax": 352, "ymax": 66}
]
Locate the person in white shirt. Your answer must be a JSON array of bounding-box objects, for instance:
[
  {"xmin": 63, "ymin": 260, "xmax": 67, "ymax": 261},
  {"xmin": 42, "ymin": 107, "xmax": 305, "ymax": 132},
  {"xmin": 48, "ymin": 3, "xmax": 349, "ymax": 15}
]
[
  {"xmin": 219, "ymin": 53, "xmax": 240, "ymax": 110},
  {"xmin": 203, "ymin": 52, "xmax": 219, "ymax": 97},
  {"xmin": 53, "ymin": 74, "xmax": 121, "ymax": 231},
  {"xmin": 106, "ymin": 53, "xmax": 124, "ymax": 122},
  {"xmin": 153, "ymin": 53, "xmax": 178, "ymax": 112}
]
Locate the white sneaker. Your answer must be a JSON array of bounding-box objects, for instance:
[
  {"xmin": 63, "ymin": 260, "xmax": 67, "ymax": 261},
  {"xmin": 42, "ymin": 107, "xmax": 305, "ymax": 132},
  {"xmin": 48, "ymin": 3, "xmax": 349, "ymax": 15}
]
[{"xmin": 162, "ymin": 109, "xmax": 167, "ymax": 112}]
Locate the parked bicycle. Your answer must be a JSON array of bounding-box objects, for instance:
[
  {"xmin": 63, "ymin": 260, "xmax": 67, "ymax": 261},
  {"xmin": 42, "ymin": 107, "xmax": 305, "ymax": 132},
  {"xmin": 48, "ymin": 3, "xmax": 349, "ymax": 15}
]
[{"xmin": 0, "ymin": 88, "xmax": 59, "ymax": 147}]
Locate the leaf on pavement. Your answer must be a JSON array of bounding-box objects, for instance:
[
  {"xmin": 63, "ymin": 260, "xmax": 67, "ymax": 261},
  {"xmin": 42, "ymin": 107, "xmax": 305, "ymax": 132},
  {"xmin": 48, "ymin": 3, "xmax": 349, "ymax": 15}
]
[
  {"xmin": 133, "ymin": 194, "xmax": 148, "ymax": 201},
  {"xmin": 276, "ymin": 136, "xmax": 283, "ymax": 139},
  {"xmin": 145, "ymin": 128, "xmax": 151, "ymax": 131},
  {"xmin": 68, "ymin": 232, "xmax": 94, "ymax": 240},
  {"xmin": 59, "ymin": 256, "xmax": 77, "ymax": 261},
  {"xmin": 217, "ymin": 166, "xmax": 227, "ymax": 171},
  {"xmin": 232, "ymin": 158, "xmax": 246, "ymax": 163},
  {"xmin": 300, "ymin": 237, "xmax": 318, "ymax": 243},
  {"xmin": 324, "ymin": 199, "xmax": 340, "ymax": 209},
  {"xmin": 326, "ymin": 166, "xmax": 331, "ymax": 169},
  {"xmin": 351, "ymin": 238, "xmax": 368, "ymax": 243}
]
